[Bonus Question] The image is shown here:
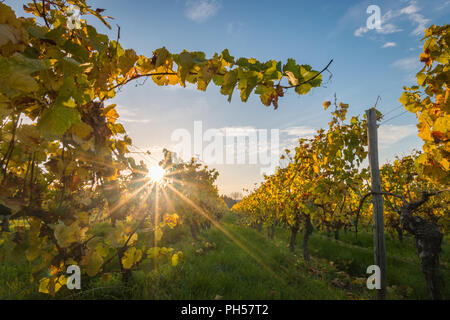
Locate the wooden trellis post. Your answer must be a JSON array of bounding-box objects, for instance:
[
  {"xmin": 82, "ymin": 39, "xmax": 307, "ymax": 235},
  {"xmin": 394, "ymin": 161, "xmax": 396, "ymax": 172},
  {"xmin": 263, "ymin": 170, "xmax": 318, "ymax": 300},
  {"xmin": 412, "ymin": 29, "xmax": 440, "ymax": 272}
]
[{"xmin": 366, "ymin": 108, "xmax": 387, "ymax": 300}]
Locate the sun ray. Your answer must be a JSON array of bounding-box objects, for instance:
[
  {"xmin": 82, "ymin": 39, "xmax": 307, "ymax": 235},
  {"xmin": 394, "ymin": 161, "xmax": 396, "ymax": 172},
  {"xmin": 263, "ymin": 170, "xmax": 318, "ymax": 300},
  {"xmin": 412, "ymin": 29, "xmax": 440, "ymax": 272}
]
[
  {"xmin": 154, "ymin": 185, "xmax": 160, "ymax": 248},
  {"xmin": 168, "ymin": 177, "xmax": 202, "ymax": 188},
  {"xmin": 160, "ymin": 187, "xmax": 176, "ymax": 213},
  {"xmin": 166, "ymin": 184, "xmax": 287, "ymax": 285},
  {"xmin": 153, "ymin": 184, "xmax": 161, "ymax": 271},
  {"xmin": 105, "ymin": 180, "xmax": 154, "ymax": 221}
]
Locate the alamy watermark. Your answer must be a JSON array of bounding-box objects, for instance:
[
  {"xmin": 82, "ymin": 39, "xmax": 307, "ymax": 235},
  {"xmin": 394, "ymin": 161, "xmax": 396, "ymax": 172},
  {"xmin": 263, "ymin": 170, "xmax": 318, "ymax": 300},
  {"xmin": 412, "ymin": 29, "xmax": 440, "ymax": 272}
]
[
  {"xmin": 366, "ymin": 265, "xmax": 381, "ymax": 289},
  {"xmin": 171, "ymin": 121, "xmax": 280, "ymax": 175},
  {"xmin": 366, "ymin": 5, "xmax": 382, "ymax": 30},
  {"xmin": 66, "ymin": 265, "xmax": 81, "ymax": 289}
]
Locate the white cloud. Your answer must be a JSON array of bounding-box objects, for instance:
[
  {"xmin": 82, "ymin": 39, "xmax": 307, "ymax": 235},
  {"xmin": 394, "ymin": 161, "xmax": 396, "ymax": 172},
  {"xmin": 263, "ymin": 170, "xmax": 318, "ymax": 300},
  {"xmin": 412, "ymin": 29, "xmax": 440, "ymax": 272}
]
[
  {"xmin": 281, "ymin": 126, "xmax": 316, "ymax": 139},
  {"xmin": 378, "ymin": 125, "xmax": 417, "ymax": 149},
  {"xmin": 115, "ymin": 105, "xmax": 151, "ymax": 124},
  {"xmin": 121, "ymin": 118, "xmax": 151, "ymax": 124},
  {"xmin": 438, "ymin": 0, "xmax": 450, "ymax": 10},
  {"xmin": 377, "ymin": 23, "xmax": 402, "ymax": 34},
  {"xmin": 354, "ymin": 8, "xmax": 403, "ymax": 37},
  {"xmin": 391, "ymin": 56, "xmax": 420, "ymax": 71},
  {"xmin": 398, "ymin": 1, "xmax": 430, "ymax": 36},
  {"xmin": 185, "ymin": 0, "xmax": 220, "ymax": 23},
  {"xmin": 353, "ymin": 1, "xmax": 430, "ymax": 38},
  {"xmin": 354, "ymin": 26, "xmax": 369, "ymax": 37},
  {"xmin": 354, "ymin": 23, "xmax": 402, "ymax": 37},
  {"xmin": 392, "ymin": 56, "xmax": 422, "ymax": 82},
  {"xmin": 382, "ymin": 42, "xmax": 397, "ymax": 48},
  {"xmin": 219, "ymin": 126, "xmax": 255, "ymax": 136},
  {"xmin": 400, "ymin": 4, "xmax": 420, "ymax": 15},
  {"xmin": 409, "ymin": 13, "xmax": 430, "ymax": 36}
]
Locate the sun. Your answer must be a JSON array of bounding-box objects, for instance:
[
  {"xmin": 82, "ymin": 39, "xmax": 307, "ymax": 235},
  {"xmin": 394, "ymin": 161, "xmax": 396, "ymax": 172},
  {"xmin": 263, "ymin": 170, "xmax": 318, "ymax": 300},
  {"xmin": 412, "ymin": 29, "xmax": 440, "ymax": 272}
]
[{"xmin": 148, "ymin": 165, "xmax": 165, "ymax": 182}]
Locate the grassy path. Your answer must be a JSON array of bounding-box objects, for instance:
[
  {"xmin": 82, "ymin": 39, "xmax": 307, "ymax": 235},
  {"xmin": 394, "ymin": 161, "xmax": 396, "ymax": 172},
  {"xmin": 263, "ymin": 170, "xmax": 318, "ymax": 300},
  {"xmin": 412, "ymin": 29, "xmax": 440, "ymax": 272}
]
[{"xmin": 146, "ymin": 220, "xmax": 350, "ymax": 299}]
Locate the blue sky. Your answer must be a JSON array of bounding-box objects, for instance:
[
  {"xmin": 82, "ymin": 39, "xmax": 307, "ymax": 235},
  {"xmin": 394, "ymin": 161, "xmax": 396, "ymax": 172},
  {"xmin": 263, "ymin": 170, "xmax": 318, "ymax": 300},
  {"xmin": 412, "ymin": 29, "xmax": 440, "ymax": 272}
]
[{"xmin": 7, "ymin": 0, "xmax": 450, "ymax": 195}]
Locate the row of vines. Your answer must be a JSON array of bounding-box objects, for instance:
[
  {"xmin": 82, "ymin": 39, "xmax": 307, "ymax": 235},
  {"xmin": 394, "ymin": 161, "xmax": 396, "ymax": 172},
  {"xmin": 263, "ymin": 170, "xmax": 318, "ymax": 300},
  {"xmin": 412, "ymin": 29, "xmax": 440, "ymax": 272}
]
[{"xmin": 233, "ymin": 25, "xmax": 449, "ymax": 300}]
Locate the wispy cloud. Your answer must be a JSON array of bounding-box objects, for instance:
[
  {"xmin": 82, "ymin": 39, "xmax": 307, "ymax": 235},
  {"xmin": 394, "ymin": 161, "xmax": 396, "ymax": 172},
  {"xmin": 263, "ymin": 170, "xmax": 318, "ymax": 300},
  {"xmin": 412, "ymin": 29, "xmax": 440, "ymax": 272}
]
[
  {"xmin": 121, "ymin": 118, "xmax": 151, "ymax": 124},
  {"xmin": 116, "ymin": 105, "xmax": 151, "ymax": 124},
  {"xmin": 397, "ymin": 2, "xmax": 430, "ymax": 35},
  {"xmin": 391, "ymin": 56, "xmax": 422, "ymax": 82},
  {"xmin": 279, "ymin": 126, "xmax": 317, "ymax": 152},
  {"xmin": 354, "ymin": 23, "xmax": 402, "ymax": 37},
  {"xmin": 400, "ymin": 3, "xmax": 420, "ymax": 15},
  {"xmin": 437, "ymin": 0, "xmax": 450, "ymax": 10},
  {"xmin": 185, "ymin": 0, "xmax": 220, "ymax": 23},
  {"xmin": 382, "ymin": 41, "xmax": 397, "ymax": 48},
  {"xmin": 391, "ymin": 56, "xmax": 420, "ymax": 70},
  {"xmin": 354, "ymin": 1, "xmax": 430, "ymax": 38},
  {"xmin": 378, "ymin": 124, "xmax": 417, "ymax": 149},
  {"xmin": 409, "ymin": 14, "xmax": 430, "ymax": 36},
  {"xmin": 354, "ymin": 26, "xmax": 368, "ymax": 37},
  {"xmin": 354, "ymin": 9, "xmax": 403, "ymax": 37},
  {"xmin": 281, "ymin": 126, "xmax": 316, "ymax": 139},
  {"xmin": 378, "ymin": 23, "xmax": 403, "ymax": 34}
]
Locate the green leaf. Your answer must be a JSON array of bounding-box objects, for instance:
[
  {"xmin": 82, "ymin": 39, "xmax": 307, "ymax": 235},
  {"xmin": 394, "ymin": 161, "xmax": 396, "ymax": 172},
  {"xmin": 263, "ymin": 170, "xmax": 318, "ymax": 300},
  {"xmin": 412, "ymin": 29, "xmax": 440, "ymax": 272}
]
[
  {"xmin": 71, "ymin": 121, "xmax": 93, "ymax": 139},
  {"xmin": 220, "ymin": 70, "xmax": 238, "ymax": 102},
  {"xmin": 118, "ymin": 49, "xmax": 138, "ymax": 75},
  {"xmin": 155, "ymin": 47, "xmax": 170, "ymax": 68},
  {"xmin": 176, "ymin": 51, "xmax": 195, "ymax": 85},
  {"xmin": 38, "ymin": 104, "xmax": 80, "ymax": 139},
  {"xmin": 86, "ymin": 251, "xmax": 103, "ymax": 276},
  {"xmin": 220, "ymin": 49, "xmax": 234, "ymax": 64},
  {"xmin": 295, "ymin": 82, "xmax": 312, "ymax": 95},
  {"xmin": 7, "ymin": 72, "xmax": 38, "ymax": 93},
  {"xmin": 62, "ymin": 40, "xmax": 90, "ymax": 63},
  {"xmin": 283, "ymin": 58, "xmax": 300, "ymax": 83},
  {"xmin": 238, "ymin": 70, "xmax": 259, "ymax": 102}
]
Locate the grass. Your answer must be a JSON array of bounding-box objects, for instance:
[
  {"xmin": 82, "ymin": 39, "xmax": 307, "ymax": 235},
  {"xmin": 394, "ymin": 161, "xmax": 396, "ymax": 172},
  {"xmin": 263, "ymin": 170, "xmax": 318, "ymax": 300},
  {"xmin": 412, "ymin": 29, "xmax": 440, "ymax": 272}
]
[
  {"xmin": 1, "ymin": 212, "xmax": 448, "ymax": 300},
  {"xmin": 271, "ymin": 224, "xmax": 450, "ymax": 299},
  {"xmin": 140, "ymin": 222, "xmax": 347, "ymax": 299}
]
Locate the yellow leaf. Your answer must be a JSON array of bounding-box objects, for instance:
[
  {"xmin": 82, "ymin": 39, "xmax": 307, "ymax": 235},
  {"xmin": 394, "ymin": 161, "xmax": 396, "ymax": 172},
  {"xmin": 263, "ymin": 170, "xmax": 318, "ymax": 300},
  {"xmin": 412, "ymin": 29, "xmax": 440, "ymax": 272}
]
[
  {"xmin": 164, "ymin": 213, "xmax": 179, "ymax": 229},
  {"xmin": 440, "ymin": 157, "xmax": 449, "ymax": 171},
  {"xmin": 103, "ymin": 106, "xmax": 119, "ymax": 123},
  {"xmin": 38, "ymin": 277, "xmax": 50, "ymax": 294},
  {"xmin": 171, "ymin": 253, "xmax": 179, "ymax": 266},
  {"xmin": 121, "ymin": 247, "xmax": 142, "ymax": 269},
  {"xmin": 147, "ymin": 247, "xmax": 160, "ymax": 259},
  {"xmin": 433, "ymin": 116, "xmax": 449, "ymax": 135},
  {"xmin": 154, "ymin": 227, "xmax": 163, "ymax": 243}
]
